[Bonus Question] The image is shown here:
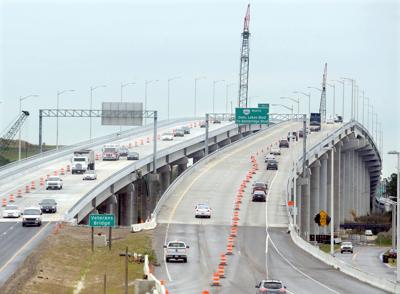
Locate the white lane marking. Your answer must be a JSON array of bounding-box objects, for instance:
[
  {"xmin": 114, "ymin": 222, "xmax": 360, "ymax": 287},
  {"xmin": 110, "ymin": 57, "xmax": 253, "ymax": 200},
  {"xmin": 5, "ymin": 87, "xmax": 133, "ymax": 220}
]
[
  {"xmin": 268, "ymin": 234, "xmax": 340, "ymax": 294},
  {"xmin": 162, "ymin": 123, "xmax": 296, "ymax": 282},
  {"xmin": 0, "ymin": 222, "xmax": 51, "ymax": 273}
]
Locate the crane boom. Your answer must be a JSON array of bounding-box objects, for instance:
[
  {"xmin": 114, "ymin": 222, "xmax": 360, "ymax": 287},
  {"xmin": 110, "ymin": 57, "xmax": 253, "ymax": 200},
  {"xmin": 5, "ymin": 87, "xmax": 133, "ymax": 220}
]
[
  {"xmin": 238, "ymin": 4, "xmax": 251, "ymax": 108},
  {"xmin": 0, "ymin": 111, "xmax": 30, "ymax": 153},
  {"xmin": 319, "ymin": 63, "xmax": 327, "ymax": 122}
]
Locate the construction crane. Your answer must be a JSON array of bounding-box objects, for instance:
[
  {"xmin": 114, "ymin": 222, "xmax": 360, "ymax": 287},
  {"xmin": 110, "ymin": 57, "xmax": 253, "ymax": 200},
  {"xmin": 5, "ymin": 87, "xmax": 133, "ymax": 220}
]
[
  {"xmin": 319, "ymin": 63, "xmax": 327, "ymax": 122},
  {"xmin": 238, "ymin": 4, "xmax": 251, "ymax": 108},
  {"xmin": 0, "ymin": 111, "xmax": 30, "ymax": 154}
]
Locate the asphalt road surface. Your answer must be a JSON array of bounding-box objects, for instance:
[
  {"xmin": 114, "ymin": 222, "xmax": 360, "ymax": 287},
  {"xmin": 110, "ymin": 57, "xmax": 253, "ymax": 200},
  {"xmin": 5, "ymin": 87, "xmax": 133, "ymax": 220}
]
[{"xmin": 154, "ymin": 122, "xmax": 388, "ymax": 294}]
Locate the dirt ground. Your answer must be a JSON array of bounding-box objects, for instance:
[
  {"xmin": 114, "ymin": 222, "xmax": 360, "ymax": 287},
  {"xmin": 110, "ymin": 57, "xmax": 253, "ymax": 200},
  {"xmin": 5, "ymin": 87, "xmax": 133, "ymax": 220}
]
[{"xmin": 1, "ymin": 224, "xmax": 156, "ymax": 294}]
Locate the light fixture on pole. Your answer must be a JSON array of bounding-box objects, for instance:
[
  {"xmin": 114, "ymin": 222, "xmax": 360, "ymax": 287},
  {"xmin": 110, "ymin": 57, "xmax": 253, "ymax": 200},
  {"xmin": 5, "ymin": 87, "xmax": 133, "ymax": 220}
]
[
  {"xmin": 120, "ymin": 82, "xmax": 135, "ymax": 102},
  {"xmin": 280, "ymin": 97, "xmax": 300, "ymax": 115},
  {"xmin": 56, "ymin": 89, "xmax": 75, "ymax": 150},
  {"xmin": 18, "ymin": 94, "xmax": 39, "ymax": 161},
  {"xmin": 194, "ymin": 76, "xmax": 206, "ymax": 118},
  {"xmin": 144, "ymin": 80, "xmax": 159, "ymax": 125},
  {"xmin": 90, "ymin": 85, "xmax": 106, "ymax": 140},
  {"xmin": 271, "ymin": 103, "xmax": 294, "ymax": 114},
  {"xmin": 167, "ymin": 77, "xmax": 181, "ymax": 120},
  {"xmin": 212, "ymin": 80, "xmax": 225, "ymax": 113},
  {"xmin": 388, "ymin": 150, "xmax": 400, "ymax": 284},
  {"xmin": 293, "ymin": 91, "xmax": 311, "ymax": 119},
  {"xmin": 364, "ymin": 97, "xmax": 370, "ymax": 130},
  {"xmin": 331, "ymin": 80, "xmax": 345, "ymax": 121},
  {"xmin": 341, "ymin": 77, "xmax": 356, "ymax": 121},
  {"xmin": 225, "ymin": 83, "xmax": 235, "ymax": 113}
]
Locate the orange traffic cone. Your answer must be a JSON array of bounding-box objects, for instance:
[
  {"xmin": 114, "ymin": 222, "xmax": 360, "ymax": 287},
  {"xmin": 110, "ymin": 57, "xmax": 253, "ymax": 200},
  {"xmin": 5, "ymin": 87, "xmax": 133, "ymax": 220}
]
[
  {"xmin": 218, "ymin": 265, "xmax": 226, "ymax": 278},
  {"xmin": 31, "ymin": 181, "xmax": 36, "ymax": 190},
  {"xmin": 61, "ymin": 168, "xmax": 65, "ymax": 175},
  {"xmin": 2, "ymin": 198, "xmax": 6, "ymax": 207},
  {"xmin": 40, "ymin": 177, "xmax": 45, "ymax": 186},
  {"xmin": 25, "ymin": 185, "xmax": 30, "ymax": 193},
  {"xmin": 220, "ymin": 254, "xmax": 227, "ymax": 266},
  {"xmin": 212, "ymin": 272, "xmax": 221, "ymax": 286},
  {"xmin": 9, "ymin": 194, "xmax": 15, "ymax": 202},
  {"xmin": 66, "ymin": 165, "xmax": 71, "ymax": 172},
  {"xmin": 17, "ymin": 189, "xmax": 22, "ymax": 198}
]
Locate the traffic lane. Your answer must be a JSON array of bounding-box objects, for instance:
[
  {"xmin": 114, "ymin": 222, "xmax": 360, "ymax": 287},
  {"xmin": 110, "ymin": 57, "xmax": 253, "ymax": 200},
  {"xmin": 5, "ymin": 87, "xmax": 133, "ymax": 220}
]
[
  {"xmin": 336, "ymin": 246, "xmax": 395, "ymax": 282},
  {"xmin": 0, "ymin": 222, "xmax": 54, "ymax": 287},
  {"xmin": 268, "ymin": 228, "xmax": 388, "ymax": 294}
]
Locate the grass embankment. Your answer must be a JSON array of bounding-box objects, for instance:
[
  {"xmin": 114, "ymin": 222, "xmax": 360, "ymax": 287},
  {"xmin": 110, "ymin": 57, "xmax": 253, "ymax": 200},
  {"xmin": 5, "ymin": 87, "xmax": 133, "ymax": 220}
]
[
  {"xmin": 375, "ymin": 234, "xmax": 392, "ymax": 246},
  {"xmin": 2, "ymin": 225, "xmax": 156, "ymax": 294},
  {"xmin": 319, "ymin": 244, "xmax": 340, "ymax": 253}
]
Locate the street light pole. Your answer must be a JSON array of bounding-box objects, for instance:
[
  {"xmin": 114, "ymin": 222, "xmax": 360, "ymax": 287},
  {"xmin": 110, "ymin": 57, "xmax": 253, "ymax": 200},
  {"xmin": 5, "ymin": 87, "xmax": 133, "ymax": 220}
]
[
  {"xmin": 332, "ymin": 80, "xmax": 345, "ymax": 121},
  {"xmin": 119, "ymin": 82, "xmax": 135, "ymax": 131},
  {"xmin": 326, "ymin": 83, "xmax": 336, "ymax": 118},
  {"xmin": 225, "ymin": 83, "xmax": 235, "ymax": 113},
  {"xmin": 194, "ymin": 76, "xmax": 206, "ymax": 118},
  {"xmin": 212, "ymin": 80, "xmax": 225, "ymax": 113},
  {"xmin": 280, "ymin": 97, "xmax": 300, "ymax": 115},
  {"xmin": 359, "ymin": 90, "xmax": 365, "ymax": 126},
  {"xmin": 56, "ymin": 89, "xmax": 75, "ymax": 150},
  {"xmin": 387, "ymin": 150, "xmax": 400, "ymax": 284},
  {"xmin": 167, "ymin": 77, "xmax": 181, "ymax": 120},
  {"xmin": 144, "ymin": 80, "xmax": 159, "ymax": 125},
  {"xmin": 18, "ymin": 94, "xmax": 39, "ymax": 161},
  {"xmin": 90, "ymin": 85, "xmax": 106, "ymax": 140},
  {"xmin": 293, "ymin": 91, "xmax": 311, "ymax": 118},
  {"xmin": 341, "ymin": 78, "xmax": 355, "ymax": 121}
]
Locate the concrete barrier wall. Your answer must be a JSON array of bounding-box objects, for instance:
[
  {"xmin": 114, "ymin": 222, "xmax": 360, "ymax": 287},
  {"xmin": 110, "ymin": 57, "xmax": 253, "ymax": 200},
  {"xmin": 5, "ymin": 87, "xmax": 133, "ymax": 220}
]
[{"xmin": 144, "ymin": 255, "xmax": 166, "ymax": 294}]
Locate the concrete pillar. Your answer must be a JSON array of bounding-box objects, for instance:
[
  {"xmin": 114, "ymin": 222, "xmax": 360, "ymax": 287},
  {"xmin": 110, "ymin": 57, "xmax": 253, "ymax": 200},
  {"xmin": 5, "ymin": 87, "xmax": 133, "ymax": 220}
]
[
  {"xmin": 345, "ymin": 151, "xmax": 352, "ymax": 221},
  {"xmin": 300, "ymin": 176, "xmax": 311, "ymax": 241},
  {"xmin": 218, "ymin": 138, "xmax": 231, "ymax": 148},
  {"xmin": 174, "ymin": 157, "xmax": 189, "ymax": 176},
  {"xmin": 296, "ymin": 183, "xmax": 302, "ymax": 232},
  {"xmin": 146, "ymin": 173, "xmax": 160, "ymax": 219},
  {"xmin": 340, "ymin": 151, "xmax": 346, "ymax": 224},
  {"xmin": 366, "ymin": 168, "xmax": 370, "ymax": 214},
  {"xmin": 158, "ymin": 165, "xmax": 171, "ymax": 195},
  {"xmin": 310, "ymin": 161, "xmax": 321, "ymax": 240},
  {"xmin": 106, "ymin": 194, "xmax": 118, "ymax": 224},
  {"xmin": 320, "ymin": 154, "xmax": 328, "ymax": 234},
  {"xmin": 191, "ymin": 150, "xmax": 205, "ymax": 164},
  {"xmin": 334, "ymin": 144, "xmax": 341, "ymax": 231},
  {"xmin": 119, "ymin": 183, "xmax": 136, "ymax": 226}
]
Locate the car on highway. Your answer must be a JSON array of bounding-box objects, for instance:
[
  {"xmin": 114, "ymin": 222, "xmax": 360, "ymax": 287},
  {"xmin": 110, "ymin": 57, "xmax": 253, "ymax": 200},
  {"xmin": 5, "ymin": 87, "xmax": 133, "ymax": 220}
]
[
  {"xmin": 326, "ymin": 117, "xmax": 334, "ymax": 124},
  {"xmin": 252, "ymin": 190, "xmax": 266, "ymax": 202},
  {"xmin": 174, "ymin": 129, "xmax": 185, "ymax": 137},
  {"xmin": 164, "ymin": 241, "xmax": 189, "ymax": 263},
  {"xmin": 2, "ymin": 205, "xmax": 21, "ymax": 218},
  {"xmin": 365, "ymin": 229, "xmax": 373, "ymax": 236},
  {"xmin": 213, "ymin": 119, "xmax": 221, "ymax": 124},
  {"xmin": 256, "ymin": 279, "xmax": 287, "ymax": 293},
  {"xmin": 279, "ymin": 139, "xmax": 289, "ymax": 148},
  {"xmin": 127, "ymin": 151, "xmax": 139, "ymax": 160},
  {"xmin": 340, "ymin": 241, "xmax": 353, "ymax": 254},
  {"xmin": 181, "ymin": 126, "xmax": 191, "ymax": 134},
  {"xmin": 200, "ymin": 121, "xmax": 206, "ymax": 128},
  {"xmin": 270, "ymin": 147, "xmax": 281, "ymax": 155},
  {"xmin": 264, "ymin": 153, "xmax": 276, "ymax": 163},
  {"xmin": 22, "ymin": 207, "xmax": 42, "ymax": 227},
  {"xmin": 83, "ymin": 170, "xmax": 97, "ymax": 180},
  {"xmin": 161, "ymin": 133, "xmax": 174, "ymax": 141},
  {"xmin": 252, "ymin": 181, "xmax": 267, "ymax": 194},
  {"xmin": 45, "ymin": 176, "xmax": 63, "ymax": 190},
  {"xmin": 39, "ymin": 198, "xmax": 58, "ymax": 213},
  {"xmin": 287, "ymin": 131, "xmax": 297, "ymax": 141},
  {"xmin": 267, "ymin": 159, "xmax": 278, "ymax": 170},
  {"xmin": 194, "ymin": 203, "xmax": 211, "ymax": 218},
  {"xmin": 334, "ymin": 115, "xmax": 343, "ymax": 123},
  {"xmin": 119, "ymin": 146, "xmax": 129, "ymax": 157}
]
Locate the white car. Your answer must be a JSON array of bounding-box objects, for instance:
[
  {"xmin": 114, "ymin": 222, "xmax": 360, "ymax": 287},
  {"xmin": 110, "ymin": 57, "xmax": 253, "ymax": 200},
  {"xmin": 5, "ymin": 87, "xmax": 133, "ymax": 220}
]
[
  {"xmin": 161, "ymin": 133, "xmax": 174, "ymax": 141},
  {"xmin": 164, "ymin": 240, "xmax": 189, "ymax": 262},
  {"xmin": 340, "ymin": 241, "xmax": 353, "ymax": 254},
  {"xmin": 270, "ymin": 147, "xmax": 281, "ymax": 155},
  {"xmin": 326, "ymin": 117, "xmax": 334, "ymax": 124},
  {"xmin": 2, "ymin": 205, "xmax": 21, "ymax": 218},
  {"xmin": 45, "ymin": 176, "xmax": 63, "ymax": 190},
  {"xmin": 195, "ymin": 203, "xmax": 211, "ymax": 218},
  {"xmin": 22, "ymin": 207, "xmax": 42, "ymax": 227},
  {"xmin": 264, "ymin": 153, "xmax": 276, "ymax": 162},
  {"xmin": 83, "ymin": 170, "xmax": 97, "ymax": 180},
  {"xmin": 365, "ymin": 229, "xmax": 373, "ymax": 236}
]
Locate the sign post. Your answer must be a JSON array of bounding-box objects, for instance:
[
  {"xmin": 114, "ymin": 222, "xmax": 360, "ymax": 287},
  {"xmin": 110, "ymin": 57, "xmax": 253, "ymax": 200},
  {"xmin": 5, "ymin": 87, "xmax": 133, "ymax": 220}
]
[
  {"xmin": 89, "ymin": 214, "xmax": 115, "ymax": 252},
  {"xmin": 235, "ymin": 107, "xmax": 269, "ymax": 124}
]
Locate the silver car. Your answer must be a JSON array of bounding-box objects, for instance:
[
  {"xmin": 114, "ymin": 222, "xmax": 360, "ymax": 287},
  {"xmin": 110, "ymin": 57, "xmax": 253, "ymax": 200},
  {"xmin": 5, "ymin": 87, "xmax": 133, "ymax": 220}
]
[
  {"xmin": 83, "ymin": 170, "xmax": 97, "ymax": 180},
  {"xmin": 256, "ymin": 280, "xmax": 286, "ymax": 293}
]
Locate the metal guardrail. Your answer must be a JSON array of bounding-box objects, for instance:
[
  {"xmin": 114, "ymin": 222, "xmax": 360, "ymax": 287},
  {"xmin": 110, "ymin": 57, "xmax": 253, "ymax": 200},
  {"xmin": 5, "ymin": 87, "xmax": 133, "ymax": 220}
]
[{"xmin": 0, "ymin": 118, "xmax": 195, "ymax": 179}]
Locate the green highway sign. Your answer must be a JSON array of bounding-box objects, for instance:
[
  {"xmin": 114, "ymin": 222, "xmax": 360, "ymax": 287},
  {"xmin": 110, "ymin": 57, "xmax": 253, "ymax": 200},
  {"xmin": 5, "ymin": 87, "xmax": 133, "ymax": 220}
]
[
  {"xmin": 235, "ymin": 107, "xmax": 269, "ymax": 124},
  {"xmin": 258, "ymin": 103, "xmax": 270, "ymax": 110},
  {"xmin": 89, "ymin": 214, "xmax": 115, "ymax": 227}
]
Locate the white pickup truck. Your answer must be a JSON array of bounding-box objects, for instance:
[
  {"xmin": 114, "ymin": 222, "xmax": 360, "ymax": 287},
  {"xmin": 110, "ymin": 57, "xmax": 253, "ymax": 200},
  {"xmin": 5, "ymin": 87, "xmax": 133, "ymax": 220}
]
[{"xmin": 164, "ymin": 241, "xmax": 189, "ymax": 263}]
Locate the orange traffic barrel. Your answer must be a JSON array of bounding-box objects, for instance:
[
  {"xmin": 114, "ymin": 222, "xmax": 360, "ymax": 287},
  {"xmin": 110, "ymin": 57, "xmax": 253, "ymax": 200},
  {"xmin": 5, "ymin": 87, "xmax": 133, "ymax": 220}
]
[
  {"xmin": 31, "ymin": 181, "xmax": 36, "ymax": 190},
  {"xmin": 95, "ymin": 153, "xmax": 100, "ymax": 160},
  {"xmin": 9, "ymin": 194, "xmax": 15, "ymax": 202},
  {"xmin": 212, "ymin": 272, "xmax": 221, "ymax": 286},
  {"xmin": 54, "ymin": 170, "xmax": 58, "ymax": 176},
  {"xmin": 234, "ymin": 204, "xmax": 240, "ymax": 211},
  {"xmin": 218, "ymin": 265, "xmax": 226, "ymax": 278},
  {"xmin": 17, "ymin": 189, "xmax": 22, "ymax": 198},
  {"xmin": 230, "ymin": 228, "xmax": 237, "ymax": 237},
  {"xmin": 60, "ymin": 168, "xmax": 65, "ymax": 175},
  {"xmin": 226, "ymin": 244, "xmax": 234, "ymax": 255},
  {"xmin": 66, "ymin": 165, "xmax": 70, "ymax": 172},
  {"xmin": 220, "ymin": 254, "xmax": 227, "ymax": 266},
  {"xmin": 140, "ymin": 139, "xmax": 144, "ymax": 145},
  {"xmin": 2, "ymin": 198, "xmax": 7, "ymax": 207},
  {"xmin": 146, "ymin": 137, "xmax": 150, "ymax": 143},
  {"xmin": 25, "ymin": 185, "xmax": 30, "ymax": 193},
  {"xmin": 202, "ymin": 291, "xmax": 210, "ymax": 294},
  {"xmin": 40, "ymin": 177, "xmax": 45, "ymax": 186}
]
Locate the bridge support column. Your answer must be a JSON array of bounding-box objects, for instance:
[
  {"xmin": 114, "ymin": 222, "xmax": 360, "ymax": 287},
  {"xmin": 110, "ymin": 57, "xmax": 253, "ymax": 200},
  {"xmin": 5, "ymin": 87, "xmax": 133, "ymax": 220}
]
[
  {"xmin": 300, "ymin": 176, "xmax": 310, "ymax": 241},
  {"xmin": 106, "ymin": 194, "xmax": 118, "ymax": 224},
  {"xmin": 310, "ymin": 160, "xmax": 321, "ymax": 241},
  {"xmin": 218, "ymin": 138, "xmax": 231, "ymax": 148},
  {"xmin": 119, "ymin": 184, "xmax": 136, "ymax": 226},
  {"xmin": 365, "ymin": 168, "xmax": 370, "ymax": 214},
  {"xmin": 175, "ymin": 157, "xmax": 189, "ymax": 176},
  {"xmin": 344, "ymin": 151, "xmax": 352, "ymax": 221},
  {"xmin": 295, "ymin": 182, "xmax": 302, "ymax": 233},
  {"xmin": 350, "ymin": 150, "xmax": 356, "ymax": 220},
  {"xmin": 191, "ymin": 150, "xmax": 205, "ymax": 164},
  {"xmin": 320, "ymin": 154, "xmax": 328, "ymax": 234},
  {"xmin": 146, "ymin": 173, "xmax": 160, "ymax": 220},
  {"xmin": 158, "ymin": 165, "xmax": 171, "ymax": 195},
  {"xmin": 334, "ymin": 143, "xmax": 341, "ymax": 231}
]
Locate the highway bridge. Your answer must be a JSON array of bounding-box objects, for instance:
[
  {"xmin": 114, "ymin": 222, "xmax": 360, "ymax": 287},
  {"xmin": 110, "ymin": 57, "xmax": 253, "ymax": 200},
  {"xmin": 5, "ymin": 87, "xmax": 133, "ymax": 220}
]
[{"xmin": 0, "ymin": 117, "xmax": 390, "ymax": 293}]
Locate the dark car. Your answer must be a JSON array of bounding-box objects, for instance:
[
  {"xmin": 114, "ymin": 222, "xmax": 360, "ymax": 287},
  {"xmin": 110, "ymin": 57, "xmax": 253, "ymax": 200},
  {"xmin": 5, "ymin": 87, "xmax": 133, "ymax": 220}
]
[
  {"xmin": 39, "ymin": 199, "xmax": 57, "ymax": 213},
  {"xmin": 119, "ymin": 146, "xmax": 129, "ymax": 157},
  {"xmin": 252, "ymin": 191, "xmax": 266, "ymax": 202},
  {"xmin": 174, "ymin": 129, "xmax": 185, "ymax": 137},
  {"xmin": 127, "ymin": 151, "xmax": 139, "ymax": 160},
  {"xmin": 267, "ymin": 159, "xmax": 278, "ymax": 170},
  {"xmin": 200, "ymin": 122, "xmax": 206, "ymax": 128},
  {"xmin": 181, "ymin": 126, "xmax": 191, "ymax": 134},
  {"xmin": 252, "ymin": 181, "xmax": 267, "ymax": 194},
  {"xmin": 334, "ymin": 115, "xmax": 343, "ymax": 123},
  {"xmin": 256, "ymin": 280, "xmax": 286, "ymax": 294},
  {"xmin": 213, "ymin": 119, "xmax": 221, "ymax": 124},
  {"xmin": 298, "ymin": 129, "xmax": 304, "ymax": 138},
  {"xmin": 279, "ymin": 139, "xmax": 289, "ymax": 148}
]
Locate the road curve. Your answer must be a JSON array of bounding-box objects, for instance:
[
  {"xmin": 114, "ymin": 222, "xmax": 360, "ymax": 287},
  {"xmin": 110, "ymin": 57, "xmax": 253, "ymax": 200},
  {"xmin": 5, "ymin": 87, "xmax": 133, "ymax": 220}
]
[{"xmin": 154, "ymin": 122, "xmax": 388, "ymax": 294}]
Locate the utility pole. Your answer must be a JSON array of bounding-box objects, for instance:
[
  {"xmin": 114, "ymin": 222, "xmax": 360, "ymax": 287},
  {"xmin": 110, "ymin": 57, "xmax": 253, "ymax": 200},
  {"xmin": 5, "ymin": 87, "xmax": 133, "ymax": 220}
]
[
  {"xmin": 18, "ymin": 94, "xmax": 39, "ymax": 161},
  {"xmin": 238, "ymin": 4, "xmax": 251, "ymax": 108}
]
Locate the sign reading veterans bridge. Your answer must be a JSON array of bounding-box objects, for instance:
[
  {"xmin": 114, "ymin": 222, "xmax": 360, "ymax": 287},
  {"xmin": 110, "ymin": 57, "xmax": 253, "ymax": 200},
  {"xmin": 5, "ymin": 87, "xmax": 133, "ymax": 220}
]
[
  {"xmin": 89, "ymin": 214, "xmax": 115, "ymax": 227},
  {"xmin": 235, "ymin": 107, "xmax": 269, "ymax": 124}
]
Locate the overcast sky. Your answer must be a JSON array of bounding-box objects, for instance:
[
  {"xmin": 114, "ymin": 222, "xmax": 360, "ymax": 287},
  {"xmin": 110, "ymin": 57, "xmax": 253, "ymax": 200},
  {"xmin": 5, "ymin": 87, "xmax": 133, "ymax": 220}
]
[{"xmin": 0, "ymin": 0, "xmax": 399, "ymax": 176}]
